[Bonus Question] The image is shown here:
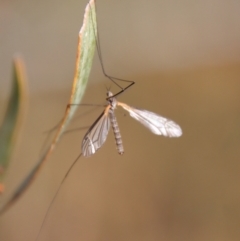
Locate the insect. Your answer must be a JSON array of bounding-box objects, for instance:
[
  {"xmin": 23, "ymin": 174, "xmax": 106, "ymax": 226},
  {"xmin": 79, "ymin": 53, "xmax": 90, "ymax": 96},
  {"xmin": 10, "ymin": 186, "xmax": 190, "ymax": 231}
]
[
  {"xmin": 34, "ymin": 2, "xmax": 183, "ymax": 240},
  {"xmin": 82, "ymin": 90, "xmax": 182, "ymax": 157}
]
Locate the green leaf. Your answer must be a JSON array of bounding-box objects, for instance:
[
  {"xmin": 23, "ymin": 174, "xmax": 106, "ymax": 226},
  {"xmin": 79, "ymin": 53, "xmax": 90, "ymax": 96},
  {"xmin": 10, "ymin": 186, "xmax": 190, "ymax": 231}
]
[
  {"xmin": 0, "ymin": 56, "xmax": 28, "ymax": 192},
  {"xmin": 0, "ymin": 0, "xmax": 97, "ymax": 214}
]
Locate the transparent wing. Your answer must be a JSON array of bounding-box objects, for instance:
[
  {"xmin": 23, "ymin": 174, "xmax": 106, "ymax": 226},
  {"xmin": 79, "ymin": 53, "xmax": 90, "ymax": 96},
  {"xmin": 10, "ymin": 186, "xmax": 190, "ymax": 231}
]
[
  {"xmin": 118, "ymin": 102, "xmax": 182, "ymax": 137},
  {"xmin": 82, "ymin": 108, "xmax": 110, "ymax": 157}
]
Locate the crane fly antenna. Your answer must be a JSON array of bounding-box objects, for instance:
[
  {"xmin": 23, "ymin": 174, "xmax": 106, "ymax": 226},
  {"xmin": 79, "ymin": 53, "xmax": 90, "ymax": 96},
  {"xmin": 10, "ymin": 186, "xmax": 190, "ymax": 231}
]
[
  {"xmin": 105, "ymin": 83, "xmax": 111, "ymax": 92},
  {"xmin": 89, "ymin": 0, "xmax": 135, "ymax": 99}
]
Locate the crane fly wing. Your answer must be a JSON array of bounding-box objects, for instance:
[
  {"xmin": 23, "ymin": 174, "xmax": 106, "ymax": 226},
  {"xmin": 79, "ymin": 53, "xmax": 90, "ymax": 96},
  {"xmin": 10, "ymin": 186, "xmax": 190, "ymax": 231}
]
[
  {"xmin": 82, "ymin": 107, "xmax": 110, "ymax": 157},
  {"xmin": 118, "ymin": 102, "xmax": 182, "ymax": 137}
]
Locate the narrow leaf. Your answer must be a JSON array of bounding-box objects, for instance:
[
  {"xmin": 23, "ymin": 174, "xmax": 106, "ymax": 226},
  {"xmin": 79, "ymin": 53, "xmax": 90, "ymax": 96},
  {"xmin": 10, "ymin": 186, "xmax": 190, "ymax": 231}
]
[{"xmin": 0, "ymin": 56, "xmax": 28, "ymax": 193}]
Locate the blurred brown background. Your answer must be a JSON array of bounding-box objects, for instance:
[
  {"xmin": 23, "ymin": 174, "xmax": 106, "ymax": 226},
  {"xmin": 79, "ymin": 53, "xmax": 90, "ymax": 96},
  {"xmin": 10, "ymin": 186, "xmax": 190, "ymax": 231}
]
[{"xmin": 1, "ymin": 0, "xmax": 240, "ymax": 241}]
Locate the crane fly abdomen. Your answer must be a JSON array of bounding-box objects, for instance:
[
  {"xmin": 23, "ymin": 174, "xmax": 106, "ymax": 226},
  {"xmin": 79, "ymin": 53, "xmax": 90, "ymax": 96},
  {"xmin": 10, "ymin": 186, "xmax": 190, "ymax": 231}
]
[{"xmin": 108, "ymin": 107, "xmax": 124, "ymax": 155}]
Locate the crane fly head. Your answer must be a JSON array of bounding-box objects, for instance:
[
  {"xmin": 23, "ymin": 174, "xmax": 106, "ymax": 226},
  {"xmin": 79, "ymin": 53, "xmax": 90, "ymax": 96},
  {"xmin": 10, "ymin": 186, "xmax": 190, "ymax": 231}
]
[
  {"xmin": 107, "ymin": 91, "xmax": 113, "ymax": 98},
  {"xmin": 107, "ymin": 91, "xmax": 117, "ymax": 108}
]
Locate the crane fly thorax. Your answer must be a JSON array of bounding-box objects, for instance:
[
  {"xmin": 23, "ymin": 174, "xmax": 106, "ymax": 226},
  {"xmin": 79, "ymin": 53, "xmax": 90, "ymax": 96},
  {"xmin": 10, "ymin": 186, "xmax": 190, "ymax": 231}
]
[{"xmin": 107, "ymin": 91, "xmax": 117, "ymax": 109}]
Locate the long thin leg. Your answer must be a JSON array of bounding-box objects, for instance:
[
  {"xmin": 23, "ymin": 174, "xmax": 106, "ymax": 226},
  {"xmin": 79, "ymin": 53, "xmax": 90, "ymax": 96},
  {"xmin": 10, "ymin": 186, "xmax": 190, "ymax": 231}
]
[
  {"xmin": 35, "ymin": 153, "xmax": 82, "ymax": 241},
  {"xmin": 40, "ymin": 104, "xmax": 104, "ymax": 154},
  {"xmin": 89, "ymin": 1, "xmax": 135, "ymax": 97}
]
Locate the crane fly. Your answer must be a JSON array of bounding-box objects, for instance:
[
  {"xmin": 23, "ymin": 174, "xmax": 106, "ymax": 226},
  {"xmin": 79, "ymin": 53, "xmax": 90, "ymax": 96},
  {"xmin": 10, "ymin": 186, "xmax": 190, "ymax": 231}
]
[
  {"xmin": 82, "ymin": 90, "xmax": 182, "ymax": 157},
  {"xmin": 34, "ymin": 2, "xmax": 183, "ymax": 240}
]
